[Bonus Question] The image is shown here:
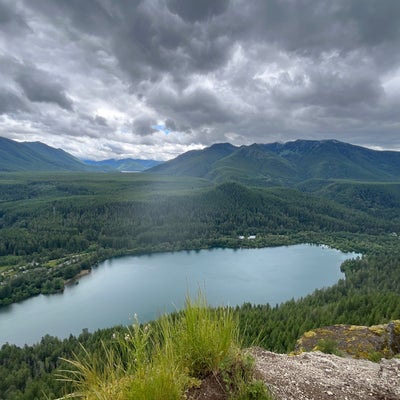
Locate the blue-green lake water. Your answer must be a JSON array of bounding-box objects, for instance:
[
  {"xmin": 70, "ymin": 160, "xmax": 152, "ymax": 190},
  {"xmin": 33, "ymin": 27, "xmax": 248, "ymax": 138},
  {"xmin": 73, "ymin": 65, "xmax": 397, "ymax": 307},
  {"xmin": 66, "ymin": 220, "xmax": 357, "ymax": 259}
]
[{"xmin": 0, "ymin": 245, "xmax": 358, "ymax": 346}]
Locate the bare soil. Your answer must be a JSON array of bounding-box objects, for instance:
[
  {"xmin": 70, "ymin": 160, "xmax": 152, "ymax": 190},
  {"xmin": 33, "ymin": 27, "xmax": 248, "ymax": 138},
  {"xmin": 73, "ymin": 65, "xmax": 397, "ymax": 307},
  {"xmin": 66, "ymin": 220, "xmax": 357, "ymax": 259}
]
[{"xmin": 186, "ymin": 373, "xmax": 227, "ymax": 400}]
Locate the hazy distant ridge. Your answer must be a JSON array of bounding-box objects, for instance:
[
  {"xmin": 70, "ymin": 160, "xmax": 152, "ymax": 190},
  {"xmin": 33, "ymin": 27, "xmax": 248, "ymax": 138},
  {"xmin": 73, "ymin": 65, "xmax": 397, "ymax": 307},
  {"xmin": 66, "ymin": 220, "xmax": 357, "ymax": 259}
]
[{"xmin": 84, "ymin": 158, "xmax": 162, "ymax": 171}]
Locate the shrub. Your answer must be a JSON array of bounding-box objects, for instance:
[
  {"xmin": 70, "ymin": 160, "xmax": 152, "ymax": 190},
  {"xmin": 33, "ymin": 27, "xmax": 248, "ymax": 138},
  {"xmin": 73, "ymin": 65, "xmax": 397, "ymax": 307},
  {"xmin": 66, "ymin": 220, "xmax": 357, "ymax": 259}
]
[
  {"xmin": 367, "ymin": 351, "xmax": 384, "ymax": 362},
  {"xmin": 315, "ymin": 339, "xmax": 341, "ymax": 356}
]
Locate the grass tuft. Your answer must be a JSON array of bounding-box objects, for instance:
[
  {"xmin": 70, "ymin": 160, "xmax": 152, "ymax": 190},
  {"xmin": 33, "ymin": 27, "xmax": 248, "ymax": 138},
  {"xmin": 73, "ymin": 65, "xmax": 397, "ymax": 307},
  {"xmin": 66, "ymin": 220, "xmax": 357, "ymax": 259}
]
[
  {"xmin": 58, "ymin": 292, "xmax": 270, "ymax": 400},
  {"xmin": 172, "ymin": 293, "xmax": 239, "ymax": 377}
]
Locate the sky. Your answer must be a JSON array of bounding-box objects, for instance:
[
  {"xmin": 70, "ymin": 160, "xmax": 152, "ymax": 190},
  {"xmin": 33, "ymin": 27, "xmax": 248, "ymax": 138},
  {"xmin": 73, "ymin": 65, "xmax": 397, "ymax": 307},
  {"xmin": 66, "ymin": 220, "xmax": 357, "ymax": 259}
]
[{"xmin": 1, "ymin": 0, "xmax": 400, "ymax": 161}]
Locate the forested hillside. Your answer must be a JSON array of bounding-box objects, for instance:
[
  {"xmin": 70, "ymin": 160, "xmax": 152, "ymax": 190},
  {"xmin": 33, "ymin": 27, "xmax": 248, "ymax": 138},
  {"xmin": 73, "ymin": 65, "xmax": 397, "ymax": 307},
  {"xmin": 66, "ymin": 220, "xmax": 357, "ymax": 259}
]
[
  {"xmin": 1, "ymin": 172, "xmax": 400, "ymax": 307},
  {"xmin": 149, "ymin": 140, "xmax": 400, "ymax": 186},
  {"xmin": 0, "ymin": 137, "xmax": 93, "ymax": 172}
]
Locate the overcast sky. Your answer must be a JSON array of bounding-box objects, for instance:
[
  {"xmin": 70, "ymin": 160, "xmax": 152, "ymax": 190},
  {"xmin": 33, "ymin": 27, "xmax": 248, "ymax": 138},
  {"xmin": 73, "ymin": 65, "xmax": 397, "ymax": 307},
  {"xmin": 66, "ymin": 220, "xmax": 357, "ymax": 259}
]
[{"xmin": 1, "ymin": 0, "xmax": 400, "ymax": 160}]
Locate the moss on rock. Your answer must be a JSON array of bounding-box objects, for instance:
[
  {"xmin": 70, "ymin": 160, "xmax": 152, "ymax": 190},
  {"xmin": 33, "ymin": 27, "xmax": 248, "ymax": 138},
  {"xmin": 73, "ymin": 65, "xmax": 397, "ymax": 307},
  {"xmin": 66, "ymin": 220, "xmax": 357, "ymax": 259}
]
[{"xmin": 294, "ymin": 320, "xmax": 400, "ymax": 360}]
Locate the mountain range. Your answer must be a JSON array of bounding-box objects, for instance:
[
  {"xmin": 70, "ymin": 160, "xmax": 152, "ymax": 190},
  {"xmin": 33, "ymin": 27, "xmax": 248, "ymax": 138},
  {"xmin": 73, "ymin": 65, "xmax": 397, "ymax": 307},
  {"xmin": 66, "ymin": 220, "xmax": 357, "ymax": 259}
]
[
  {"xmin": 0, "ymin": 137, "xmax": 159, "ymax": 172},
  {"xmin": 2, "ymin": 136, "xmax": 400, "ymax": 186},
  {"xmin": 148, "ymin": 140, "xmax": 400, "ymax": 186}
]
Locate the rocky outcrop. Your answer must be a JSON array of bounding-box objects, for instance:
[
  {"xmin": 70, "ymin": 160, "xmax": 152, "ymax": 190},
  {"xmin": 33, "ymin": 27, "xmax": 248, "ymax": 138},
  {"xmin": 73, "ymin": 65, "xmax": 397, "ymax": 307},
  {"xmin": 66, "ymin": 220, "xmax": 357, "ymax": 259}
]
[
  {"xmin": 188, "ymin": 322, "xmax": 400, "ymax": 400},
  {"xmin": 251, "ymin": 348, "xmax": 400, "ymax": 400},
  {"xmin": 295, "ymin": 320, "xmax": 400, "ymax": 359}
]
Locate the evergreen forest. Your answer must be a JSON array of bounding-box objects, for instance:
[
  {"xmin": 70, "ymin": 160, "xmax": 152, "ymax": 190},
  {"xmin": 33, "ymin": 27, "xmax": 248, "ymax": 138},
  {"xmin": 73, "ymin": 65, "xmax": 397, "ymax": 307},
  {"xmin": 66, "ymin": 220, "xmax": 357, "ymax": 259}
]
[{"xmin": 0, "ymin": 171, "xmax": 400, "ymax": 399}]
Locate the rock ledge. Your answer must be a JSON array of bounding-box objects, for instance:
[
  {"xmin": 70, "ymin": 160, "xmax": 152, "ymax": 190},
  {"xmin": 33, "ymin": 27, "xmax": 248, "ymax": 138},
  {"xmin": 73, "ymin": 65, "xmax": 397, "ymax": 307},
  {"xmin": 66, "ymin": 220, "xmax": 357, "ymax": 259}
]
[
  {"xmin": 295, "ymin": 320, "xmax": 400, "ymax": 359},
  {"xmin": 251, "ymin": 348, "xmax": 400, "ymax": 400}
]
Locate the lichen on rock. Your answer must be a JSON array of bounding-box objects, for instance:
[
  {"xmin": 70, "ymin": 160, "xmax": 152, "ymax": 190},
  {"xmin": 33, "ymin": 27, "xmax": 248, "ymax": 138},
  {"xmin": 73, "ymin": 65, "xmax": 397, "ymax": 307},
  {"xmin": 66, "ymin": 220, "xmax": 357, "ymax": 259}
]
[{"xmin": 294, "ymin": 320, "xmax": 400, "ymax": 360}]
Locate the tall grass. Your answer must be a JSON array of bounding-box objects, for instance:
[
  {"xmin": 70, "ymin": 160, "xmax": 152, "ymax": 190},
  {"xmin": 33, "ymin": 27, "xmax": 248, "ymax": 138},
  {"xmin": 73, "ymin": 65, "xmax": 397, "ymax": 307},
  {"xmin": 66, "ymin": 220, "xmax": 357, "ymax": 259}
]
[
  {"xmin": 58, "ymin": 293, "xmax": 271, "ymax": 400},
  {"xmin": 172, "ymin": 294, "xmax": 240, "ymax": 377}
]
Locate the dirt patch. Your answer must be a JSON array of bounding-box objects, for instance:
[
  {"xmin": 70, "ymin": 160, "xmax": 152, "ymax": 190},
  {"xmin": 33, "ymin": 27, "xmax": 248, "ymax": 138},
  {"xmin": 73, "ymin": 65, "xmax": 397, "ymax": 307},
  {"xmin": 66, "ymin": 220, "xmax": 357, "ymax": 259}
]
[{"xmin": 186, "ymin": 373, "xmax": 228, "ymax": 400}]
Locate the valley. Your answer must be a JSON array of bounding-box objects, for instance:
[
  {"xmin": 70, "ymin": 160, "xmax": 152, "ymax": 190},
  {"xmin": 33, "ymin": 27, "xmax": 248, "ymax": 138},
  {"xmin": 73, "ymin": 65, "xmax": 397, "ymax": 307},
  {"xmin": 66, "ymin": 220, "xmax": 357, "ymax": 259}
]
[
  {"xmin": 1, "ymin": 170, "xmax": 398, "ymax": 308},
  {"xmin": 3, "ymin": 1, "xmax": 400, "ymax": 396},
  {"xmin": 1, "ymin": 139, "xmax": 400, "ymax": 399}
]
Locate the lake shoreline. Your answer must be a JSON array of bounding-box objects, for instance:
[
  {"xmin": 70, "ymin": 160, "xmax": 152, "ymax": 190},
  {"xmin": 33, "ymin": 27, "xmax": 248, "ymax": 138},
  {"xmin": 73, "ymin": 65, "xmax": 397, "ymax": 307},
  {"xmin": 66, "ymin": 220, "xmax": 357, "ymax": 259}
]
[
  {"xmin": 64, "ymin": 269, "xmax": 91, "ymax": 286},
  {"xmin": 0, "ymin": 230, "xmax": 369, "ymax": 310},
  {"xmin": 0, "ymin": 244, "xmax": 358, "ymax": 347}
]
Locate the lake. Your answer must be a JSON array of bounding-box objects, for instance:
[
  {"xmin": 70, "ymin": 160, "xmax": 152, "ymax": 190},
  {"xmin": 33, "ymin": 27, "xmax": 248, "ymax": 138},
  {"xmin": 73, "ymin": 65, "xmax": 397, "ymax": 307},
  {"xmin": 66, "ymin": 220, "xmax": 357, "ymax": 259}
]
[{"xmin": 0, "ymin": 245, "xmax": 358, "ymax": 346}]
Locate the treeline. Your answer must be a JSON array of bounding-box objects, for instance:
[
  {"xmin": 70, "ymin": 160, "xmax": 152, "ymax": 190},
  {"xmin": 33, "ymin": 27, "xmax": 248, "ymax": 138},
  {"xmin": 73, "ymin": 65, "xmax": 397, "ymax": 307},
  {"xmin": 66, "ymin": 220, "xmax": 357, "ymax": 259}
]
[{"xmin": 1, "ymin": 248, "xmax": 399, "ymax": 399}]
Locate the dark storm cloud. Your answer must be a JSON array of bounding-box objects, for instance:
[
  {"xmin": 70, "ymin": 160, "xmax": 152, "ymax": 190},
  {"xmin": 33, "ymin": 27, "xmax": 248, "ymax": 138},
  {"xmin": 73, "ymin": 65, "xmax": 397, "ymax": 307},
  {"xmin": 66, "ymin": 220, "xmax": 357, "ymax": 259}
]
[
  {"xmin": 133, "ymin": 115, "xmax": 156, "ymax": 136},
  {"xmin": 166, "ymin": 0, "xmax": 230, "ymax": 22},
  {"xmin": 149, "ymin": 86, "xmax": 235, "ymax": 128},
  {"xmin": 345, "ymin": 1, "xmax": 400, "ymax": 48},
  {"xmin": 103, "ymin": 0, "xmax": 235, "ymax": 90},
  {"xmin": 0, "ymin": 90, "xmax": 29, "ymax": 115},
  {"xmin": 273, "ymin": 69, "xmax": 385, "ymax": 109},
  {"xmin": 164, "ymin": 118, "xmax": 177, "ymax": 131},
  {"xmin": 0, "ymin": 55, "xmax": 73, "ymax": 111},
  {"xmin": 1, "ymin": 0, "xmax": 400, "ymax": 158},
  {"xmin": 0, "ymin": 0, "xmax": 31, "ymax": 35},
  {"xmin": 24, "ymin": 0, "xmax": 231, "ymax": 84},
  {"xmin": 16, "ymin": 69, "xmax": 73, "ymax": 111},
  {"xmin": 23, "ymin": 0, "xmax": 115, "ymax": 35},
  {"xmin": 94, "ymin": 115, "xmax": 108, "ymax": 127},
  {"xmin": 231, "ymin": 0, "xmax": 400, "ymax": 57}
]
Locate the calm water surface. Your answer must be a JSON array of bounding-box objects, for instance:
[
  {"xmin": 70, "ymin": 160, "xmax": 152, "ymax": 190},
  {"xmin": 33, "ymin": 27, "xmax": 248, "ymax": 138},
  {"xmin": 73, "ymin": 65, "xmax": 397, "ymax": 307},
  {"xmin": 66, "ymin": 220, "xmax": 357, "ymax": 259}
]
[{"xmin": 0, "ymin": 245, "xmax": 357, "ymax": 346}]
